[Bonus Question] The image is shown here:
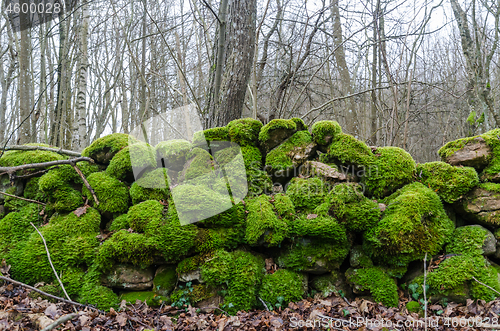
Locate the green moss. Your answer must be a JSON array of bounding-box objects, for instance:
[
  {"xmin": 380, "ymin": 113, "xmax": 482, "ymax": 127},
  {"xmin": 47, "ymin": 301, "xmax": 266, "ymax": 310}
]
[
  {"xmin": 153, "ymin": 265, "xmax": 177, "ymax": 296},
  {"xmin": 171, "ymin": 284, "xmax": 216, "ymax": 305},
  {"xmin": 200, "ymin": 250, "xmax": 233, "ymax": 286},
  {"xmin": 82, "ymin": 172, "xmax": 130, "ymax": 214},
  {"xmin": 61, "ymin": 267, "xmax": 85, "ymax": 299},
  {"xmin": 4, "ymin": 186, "xmax": 28, "ymax": 211},
  {"xmin": 290, "ymin": 117, "xmax": 308, "ymax": 131},
  {"xmin": 406, "ymin": 301, "xmax": 421, "ymax": 313},
  {"xmin": 95, "ymin": 230, "xmax": 157, "ymax": 271},
  {"xmin": 291, "ymin": 214, "xmax": 346, "ymax": 240},
  {"xmin": 144, "ymin": 203, "xmax": 198, "ymax": 263},
  {"xmin": 311, "ymin": 120, "xmax": 342, "ymax": 145},
  {"xmin": 346, "ymin": 267, "xmax": 398, "ymax": 307},
  {"xmin": 199, "ymin": 203, "xmax": 244, "ymax": 228},
  {"xmin": 49, "ymin": 186, "xmax": 83, "ymax": 213},
  {"xmin": 362, "ymin": 147, "xmax": 416, "ymax": 198},
  {"xmin": 479, "ymin": 182, "xmax": 500, "ymax": 193},
  {"xmin": 106, "ymin": 144, "xmax": 156, "ymax": 181},
  {"xmin": 82, "ymin": 133, "xmax": 139, "ymax": 164},
  {"xmin": 446, "ymin": 226, "xmax": 488, "ymax": 256},
  {"xmin": 0, "ymin": 203, "xmax": 40, "ymax": 254},
  {"xmin": 129, "ymin": 168, "xmax": 170, "ymax": 205},
  {"xmin": 176, "ymin": 252, "xmax": 212, "ymax": 275},
  {"xmin": 364, "ymin": 182, "xmax": 454, "ymax": 266},
  {"xmin": 258, "ymin": 119, "xmax": 297, "ymax": 144},
  {"xmin": 322, "ymin": 133, "xmax": 373, "ymax": 166},
  {"xmin": 0, "ymin": 147, "xmax": 65, "ymax": 167},
  {"xmin": 326, "ymin": 183, "xmax": 381, "ymax": 232},
  {"xmin": 109, "ymin": 214, "xmax": 129, "ymax": 232},
  {"xmin": 311, "ymin": 272, "xmax": 344, "ymax": 297},
  {"xmin": 272, "ymin": 193, "xmax": 295, "ymax": 221},
  {"xmin": 241, "ymin": 146, "xmax": 262, "ymax": 171},
  {"xmin": 120, "ymin": 291, "xmax": 169, "ymax": 307},
  {"xmin": 156, "ymin": 139, "xmax": 192, "ymax": 171},
  {"xmin": 259, "ymin": 269, "xmax": 304, "ymax": 308},
  {"xmin": 470, "ymin": 264, "xmax": 500, "ymax": 301},
  {"xmin": 38, "ymin": 162, "xmax": 100, "ymax": 194},
  {"xmin": 181, "ymin": 148, "xmax": 214, "ymax": 181},
  {"xmin": 195, "ymin": 227, "xmax": 243, "ymax": 253},
  {"xmin": 265, "ymin": 131, "xmax": 313, "ymax": 173},
  {"xmin": 79, "ymin": 266, "xmax": 119, "ymax": 311},
  {"xmin": 193, "ymin": 127, "xmax": 230, "ymax": 145},
  {"xmin": 23, "ymin": 177, "xmax": 44, "ymax": 201},
  {"xmin": 247, "ymin": 170, "xmax": 273, "ymax": 196},
  {"xmin": 245, "ymin": 195, "xmax": 288, "ymax": 247},
  {"xmin": 227, "ymin": 118, "xmax": 263, "ymax": 146},
  {"xmin": 278, "ymin": 238, "xmax": 350, "ymax": 272},
  {"xmin": 416, "ymin": 162, "xmax": 479, "ymax": 203},
  {"xmin": 127, "ymin": 200, "xmax": 164, "ymax": 233},
  {"xmin": 286, "ymin": 177, "xmax": 328, "ymax": 212}
]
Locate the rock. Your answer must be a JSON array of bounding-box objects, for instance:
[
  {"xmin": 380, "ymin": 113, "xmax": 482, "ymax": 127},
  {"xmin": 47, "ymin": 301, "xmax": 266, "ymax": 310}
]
[
  {"xmin": 300, "ymin": 161, "xmax": 347, "ymax": 182},
  {"xmin": 441, "ymin": 136, "xmax": 491, "ymax": 169},
  {"xmin": 101, "ymin": 264, "xmax": 154, "ymax": 290},
  {"xmin": 349, "ymin": 245, "xmax": 373, "ymax": 268},
  {"xmin": 178, "ymin": 269, "xmax": 204, "ymax": 283},
  {"xmin": 311, "ymin": 270, "xmax": 352, "ymax": 298},
  {"xmin": 153, "ymin": 265, "xmax": 177, "ymax": 296},
  {"xmin": 155, "ymin": 139, "xmax": 191, "ymax": 171},
  {"xmin": 456, "ymin": 185, "xmax": 500, "ymax": 227},
  {"xmin": 473, "ymin": 225, "xmax": 496, "ymax": 256},
  {"xmin": 197, "ymin": 294, "xmax": 224, "ymax": 313},
  {"xmin": 0, "ymin": 174, "xmax": 23, "ymax": 202},
  {"xmin": 259, "ymin": 119, "xmax": 302, "ymax": 153}
]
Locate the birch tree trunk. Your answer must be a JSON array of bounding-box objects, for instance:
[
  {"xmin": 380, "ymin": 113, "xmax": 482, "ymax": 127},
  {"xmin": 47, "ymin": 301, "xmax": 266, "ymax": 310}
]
[
  {"xmin": 74, "ymin": 2, "xmax": 89, "ymax": 151},
  {"xmin": 18, "ymin": 10, "xmax": 31, "ymax": 144}
]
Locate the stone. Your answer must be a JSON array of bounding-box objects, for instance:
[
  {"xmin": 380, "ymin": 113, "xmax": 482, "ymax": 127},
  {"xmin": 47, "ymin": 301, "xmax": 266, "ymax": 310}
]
[
  {"xmin": 442, "ymin": 137, "xmax": 491, "ymax": 169},
  {"xmin": 153, "ymin": 265, "xmax": 177, "ymax": 296},
  {"xmin": 457, "ymin": 187, "xmax": 500, "ymax": 227},
  {"xmin": 468, "ymin": 225, "xmax": 497, "ymax": 256},
  {"xmin": 101, "ymin": 264, "xmax": 154, "ymax": 290},
  {"xmin": 178, "ymin": 269, "xmax": 204, "ymax": 283},
  {"xmin": 0, "ymin": 174, "xmax": 23, "ymax": 202},
  {"xmin": 311, "ymin": 270, "xmax": 352, "ymax": 298},
  {"xmin": 349, "ymin": 245, "xmax": 373, "ymax": 268},
  {"xmin": 300, "ymin": 161, "xmax": 347, "ymax": 182}
]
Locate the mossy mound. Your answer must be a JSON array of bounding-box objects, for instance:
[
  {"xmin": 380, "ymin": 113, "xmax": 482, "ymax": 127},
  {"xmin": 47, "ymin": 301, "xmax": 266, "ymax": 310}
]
[
  {"xmin": 127, "ymin": 200, "xmax": 164, "ymax": 233},
  {"xmin": 106, "ymin": 143, "xmax": 156, "ymax": 182},
  {"xmin": 227, "ymin": 118, "xmax": 263, "ymax": 146},
  {"xmin": 0, "ymin": 203, "xmax": 40, "ymax": 255},
  {"xmin": 153, "ymin": 265, "xmax": 177, "ymax": 296},
  {"xmin": 245, "ymin": 195, "xmax": 288, "ymax": 247},
  {"xmin": 195, "ymin": 227, "xmax": 243, "ymax": 253},
  {"xmin": 259, "ymin": 118, "xmax": 302, "ymax": 153},
  {"xmin": 259, "ymin": 269, "xmax": 305, "ymax": 309},
  {"xmin": 346, "ymin": 267, "xmax": 398, "ymax": 307},
  {"xmin": 0, "ymin": 145, "xmax": 65, "ymax": 167},
  {"xmin": 286, "ymin": 177, "xmax": 328, "ymax": 212},
  {"xmin": 241, "ymin": 145, "xmax": 263, "ymax": 171},
  {"xmin": 82, "ymin": 133, "xmax": 139, "ymax": 165},
  {"xmin": 416, "ymin": 162, "xmax": 479, "ymax": 203},
  {"xmin": 109, "ymin": 214, "xmax": 129, "ymax": 231},
  {"xmin": 192, "ymin": 127, "xmax": 230, "ymax": 147},
  {"xmin": 290, "ymin": 214, "xmax": 345, "ymax": 240},
  {"xmin": 129, "ymin": 168, "xmax": 170, "ymax": 205},
  {"xmin": 311, "ymin": 120, "xmax": 342, "ymax": 146},
  {"xmin": 364, "ymin": 182, "xmax": 454, "ymax": 267},
  {"xmin": 83, "ymin": 172, "xmax": 130, "ymax": 214},
  {"xmin": 322, "ymin": 133, "xmax": 373, "ymax": 166},
  {"xmin": 446, "ymin": 226, "xmax": 490, "ymax": 256},
  {"xmin": 362, "ymin": 146, "xmax": 416, "ymax": 198},
  {"xmin": 156, "ymin": 139, "xmax": 192, "ymax": 171},
  {"xmin": 38, "ymin": 162, "xmax": 100, "ymax": 193},
  {"xmin": 180, "ymin": 148, "xmax": 215, "ymax": 182}
]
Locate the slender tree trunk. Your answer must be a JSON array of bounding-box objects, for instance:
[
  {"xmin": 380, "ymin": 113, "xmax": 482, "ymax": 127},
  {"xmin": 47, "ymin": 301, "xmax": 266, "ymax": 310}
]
[
  {"xmin": 74, "ymin": 2, "xmax": 89, "ymax": 151},
  {"xmin": 18, "ymin": 10, "xmax": 31, "ymax": 144}
]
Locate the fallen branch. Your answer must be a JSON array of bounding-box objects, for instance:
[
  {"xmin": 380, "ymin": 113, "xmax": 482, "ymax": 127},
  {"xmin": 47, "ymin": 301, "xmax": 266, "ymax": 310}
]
[
  {"xmin": 258, "ymin": 297, "xmax": 270, "ymax": 311},
  {"xmin": 0, "ymin": 191, "xmax": 46, "ymax": 205},
  {"xmin": 0, "ymin": 276, "xmax": 99, "ymax": 311},
  {"xmin": 423, "ymin": 252, "xmax": 428, "ymax": 331},
  {"xmin": 40, "ymin": 313, "xmax": 79, "ymax": 331},
  {"xmin": 69, "ymin": 161, "xmax": 99, "ymax": 205},
  {"xmin": 472, "ymin": 276, "xmax": 500, "ymax": 296},
  {"xmin": 30, "ymin": 222, "xmax": 76, "ymax": 312},
  {"xmin": 0, "ymin": 157, "xmax": 94, "ymax": 174},
  {"xmin": 0, "ymin": 145, "xmax": 81, "ymax": 157}
]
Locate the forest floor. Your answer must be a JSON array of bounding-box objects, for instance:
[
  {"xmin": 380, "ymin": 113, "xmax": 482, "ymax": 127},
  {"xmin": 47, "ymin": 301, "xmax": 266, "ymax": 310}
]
[{"xmin": 0, "ymin": 281, "xmax": 499, "ymax": 330}]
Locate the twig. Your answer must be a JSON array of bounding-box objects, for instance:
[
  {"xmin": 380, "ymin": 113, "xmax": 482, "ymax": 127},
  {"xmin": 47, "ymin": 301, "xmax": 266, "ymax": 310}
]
[
  {"xmin": 423, "ymin": 252, "xmax": 428, "ymax": 331},
  {"xmin": 40, "ymin": 313, "xmax": 79, "ymax": 331},
  {"xmin": 258, "ymin": 297, "xmax": 269, "ymax": 311},
  {"xmin": 0, "ymin": 157, "xmax": 94, "ymax": 173},
  {"xmin": 0, "ymin": 191, "xmax": 46, "ymax": 205},
  {"xmin": 472, "ymin": 276, "xmax": 500, "ymax": 296},
  {"xmin": 30, "ymin": 222, "xmax": 77, "ymax": 313},
  {"xmin": 69, "ymin": 161, "xmax": 99, "ymax": 205},
  {"xmin": 200, "ymin": 306, "xmax": 230, "ymax": 316},
  {"xmin": 0, "ymin": 145, "xmax": 81, "ymax": 157},
  {"xmin": 0, "ymin": 276, "xmax": 100, "ymax": 312}
]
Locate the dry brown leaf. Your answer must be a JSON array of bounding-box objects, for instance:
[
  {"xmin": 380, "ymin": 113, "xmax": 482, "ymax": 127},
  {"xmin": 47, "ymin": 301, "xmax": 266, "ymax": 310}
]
[
  {"xmin": 116, "ymin": 312, "xmax": 128, "ymax": 326},
  {"xmin": 73, "ymin": 205, "xmax": 88, "ymax": 217},
  {"xmin": 307, "ymin": 214, "xmax": 318, "ymax": 219},
  {"xmin": 44, "ymin": 303, "xmax": 59, "ymax": 319}
]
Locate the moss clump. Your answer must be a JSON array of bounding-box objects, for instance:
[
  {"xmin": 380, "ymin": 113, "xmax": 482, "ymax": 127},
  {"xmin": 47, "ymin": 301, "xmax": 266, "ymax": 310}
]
[
  {"xmin": 121, "ymin": 291, "xmax": 169, "ymax": 307},
  {"xmin": 4, "ymin": 186, "xmax": 28, "ymax": 211},
  {"xmin": 247, "ymin": 170, "xmax": 273, "ymax": 196},
  {"xmin": 79, "ymin": 266, "xmax": 119, "ymax": 311},
  {"xmin": 0, "ymin": 203, "xmax": 40, "ymax": 255},
  {"xmin": 128, "ymin": 200, "xmax": 164, "ymax": 233},
  {"xmin": 0, "ymin": 146, "xmax": 65, "ymax": 167},
  {"xmin": 200, "ymin": 250, "xmax": 233, "ymax": 285},
  {"xmin": 326, "ymin": 183, "xmax": 381, "ymax": 232},
  {"xmin": 49, "ymin": 186, "xmax": 84, "ymax": 212},
  {"xmin": 286, "ymin": 177, "xmax": 328, "ymax": 212},
  {"xmin": 106, "ymin": 144, "xmax": 156, "ymax": 182},
  {"xmin": 478, "ymin": 182, "xmax": 500, "ymax": 193},
  {"xmin": 265, "ymin": 131, "xmax": 314, "ymax": 174},
  {"xmin": 180, "ymin": 148, "xmax": 214, "ymax": 182},
  {"xmin": 245, "ymin": 195, "xmax": 288, "ymax": 247},
  {"xmin": 278, "ymin": 238, "xmax": 350, "ymax": 272},
  {"xmin": 195, "ymin": 227, "xmax": 244, "ymax": 253},
  {"xmin": 82, "ymin": 133, "xmax": 139, "ymax": 165},
  {"xmin": 199, "ymin": 203, "xmax": 244, "ymax": 228},
  {"xmin": 322, "ymin": 133, "xmax": 373, "ymax": 166},
  {"xmin": 227, "ymin": 118, "xmax": 263, "ymax": 146},
  {"xmin": 129, "ymin": 168, "xmax": 170, "ymax": 205},
  {"xmin": 291, "ymin": 214, "xmax": 346, "ymax": 240},
  {"xmin": 241, "ymin": 145, "xmax": 262, "ymax": 170},
  {"xmin": 346, "ymin": 267, "xmax": 398, "ymax": 307},
  {"xmin": 365, "ymin": 182, "xmax": 454, "ymax": 267},
  {"xmin": 362, "ymin": 146, "xmax": 416, "ymax": 198},
  {"xmin": 23, "ymin": 177, "xmax": 45, "ymax": 201},
  {"xmin": 170, "ymin": 284, "xmax": 216, "ymax": 306},
  {"xmin": 82, "ymin": 172, "xmax": 130, "ymax": 214},
  {"xmin": 109, "ymin": 214, "xmax": 129, "ymax": 232},
  {"xmin": 144, "ymin": 203, "xmax": 198, "ymax": 263},
  {"xmin": 272, "ymin": 193, "xmax": 295, "ymax": 221},
  {"xmin": 259, "ymin": 269, "xmax": 304, "ymax": 308},
  {"xmin": 258, "ymin": 119, "xmax": 297, "ymax": 145},
  {"xmin": 156, "ymin": 139, "xmax": 192, "ymax": 171},
  {"xmin": 416, "ymin": 162, "xmax": 478, "ymax": 203},
  {"xmin": 290, "ymin": 117, "xmax": 308, "ymax": 131},
  {"xmin": 311, "ymin": 120, "xmax": 342, "ymax": 145},
  {"xmin": 38, "ymin": 162, "xmax": 99, "ymax": 194},
  {"xmin": 446, "ymin": 226, "xmax": 489, "ymax": 256},
  {"xmin": 193, "ymin": 127, "xmax": 230, "ymax": 146},
  {"xmin": 95, "ymin": 230, "xmax": 157, "ymax": 271},
  {"xmin": 406, "ymin": 301, "xmax": 421, "ymax": 313},
  {"xmin": 153, "ymin": 265, "xmax": 177, "ymax": 296}
]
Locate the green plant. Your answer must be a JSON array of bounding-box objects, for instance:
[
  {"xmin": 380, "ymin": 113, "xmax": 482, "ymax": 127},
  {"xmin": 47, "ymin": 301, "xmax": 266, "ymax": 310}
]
[{"xmin": 171, "ymin": 281, "xmax": 194, "ymax": 309}]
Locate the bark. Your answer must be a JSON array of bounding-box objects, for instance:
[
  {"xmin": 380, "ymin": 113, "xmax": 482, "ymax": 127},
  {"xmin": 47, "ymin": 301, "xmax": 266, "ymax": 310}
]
[
  {"xmin": 74, "ymin": 2, "xmax": 89, "ymax": 151},
  {"xmin": 18, "ymin": 9, "xmax": 31, "ymax": 144}
]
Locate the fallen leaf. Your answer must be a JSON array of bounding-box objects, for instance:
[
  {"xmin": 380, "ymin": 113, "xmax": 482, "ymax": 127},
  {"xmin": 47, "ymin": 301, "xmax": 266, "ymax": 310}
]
[
  {"xmin": 73, "ymin": 205, "xmax": 88, "ymax": 217},
  {"xmin": 44, "ymin": 303, "xmax": 59, "ymax": 319},
  {"xmin": 116, "ymin": 312, "xmax": 128, "ymax": 327},
  {"xmin": 307, "ymin": 214, "xmax": 318, "ymax": 219}
]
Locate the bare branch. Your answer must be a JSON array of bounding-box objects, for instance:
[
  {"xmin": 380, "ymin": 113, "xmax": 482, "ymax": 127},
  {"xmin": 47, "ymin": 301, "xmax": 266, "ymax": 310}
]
[
  {"xmin": 0, "ymin": 191, "xmax": 46, "ymax": 205},
  {"xmin": 0, "ymin": 145, "xmax": 81, "ymax": 157}
]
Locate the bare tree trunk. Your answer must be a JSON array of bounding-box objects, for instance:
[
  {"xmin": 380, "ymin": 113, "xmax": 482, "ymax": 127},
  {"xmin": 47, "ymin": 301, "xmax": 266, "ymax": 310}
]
[
  {"xmin": 74, "ymin": 2, "xmax": 89, "ymax": 151},
  {"xmin": 18, "ymin": 9, "xmax": 31, "ymax": 144}
]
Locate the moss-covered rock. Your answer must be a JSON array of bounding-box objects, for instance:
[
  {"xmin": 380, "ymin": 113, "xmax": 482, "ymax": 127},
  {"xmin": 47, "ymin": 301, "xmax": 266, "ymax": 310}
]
[
  {"xmin": 129, "ymin": 168, "xmax": 170, "ymax": 205},
  {"xmin": 322, "ymin": 133, "xmax": 373, "ymax": 166},
  {"xmin": 153, "ymin": 265, "xmax": 177, "ymax": 296},
  {"xmin": 362, "ymin": 146, "xmax": 416, "ymax": 198},
  {"xmin": 311, "ymin": 271, "xmax": 351, "ymax": 298},
  {"xmin": 286, "ymin": 177, "xmax": 328, "ymax": 212},
  {"xmin": 227, "ymin": 118, "xmax": 263, "ymax": 146},
  {"xmin": 259, "ymin": 269, "xmax": 305, "ymax": 309},
  {"xmin": 247, "ymin": 169, "xmax": 273, "ymax": 196},
  {"xmin": 0, "ymin": 203, "xmax": 40, "ymax": 255},
  {"xmin": 106, "ymin": 144, "xmax": 156, "ymax": 182},
  {"xmin": 290, "ymin": 214, "xmax": 346, "ymax": 240},
  {"xmin": 199, "ymin": 203, "xmax": 244, "ymax": 228},
  {"xmin": 49, "ymin": 186, "xmax": 84, "ymax": 212},
  {"xmin": 156, "ymin": 139, "xmax": 192, "ymax": 171},
  {"xmin": 120, "ymin": 291, "xmax": 169, "ymax": 307},
  {"xmin": 364, "ymin": 182, "xmax": 454, "ymax": 267},
  {"xmin": 193, "ymin": 127, "xmax": 230, "ymax": 145},
  {"xmin": 0, "ymin": 145, "xmax": 65, "ymax": 167},
  {"xmin": 446, "ymin": 225, "xmax": 496, "ymax": 256},
  {"xmin": 127, "ymin": 200, "xmax": 164, "ymax": 233},
  {"xmin": 311, "ymin": 120, "xmax": 342, "ymax": 146},
  {"xmin": 300, "ymin": 161, "xmax": 347, "ymax": 182},
  {"xmin": 195, "ymin": 227, "xmax": 243, "ymax": 253},
  {"xmin": 346, "ymin": 267, "xmax": 399, "ymax": 307},
  {"xmin": 416, "ymin": 162, "xmax": 478, "ymax": 203},
  {"xmin": 245, "ymin": 195, "xmax": 288, "ymax": 247},
  {"xmin": 259, "ymin": 119, "xmax": 300, "ymax": 153},
  {"xmin": 456, "ymin": 183, "xmax": 500, "ymax": 227},
  {"xmin": 82, "ymin": 172, "xmax": 130, "ymax": 214},
  {"xmin": 179, "ymin": 148, "xmax": 215, "ymax": 183},
  {"xmin": 82, "ymin": 133, "xmax": 139, "ymax": 165},
  {"xmin": 109, "ymin": 214, "xmax": 129, "ymax": 232},
  {"xmin": 79, "ymin": 266, "xmax": 120, "ymax": 311}
]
